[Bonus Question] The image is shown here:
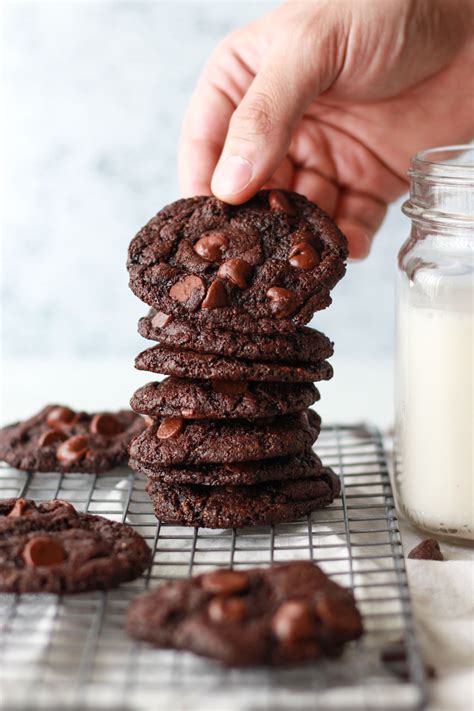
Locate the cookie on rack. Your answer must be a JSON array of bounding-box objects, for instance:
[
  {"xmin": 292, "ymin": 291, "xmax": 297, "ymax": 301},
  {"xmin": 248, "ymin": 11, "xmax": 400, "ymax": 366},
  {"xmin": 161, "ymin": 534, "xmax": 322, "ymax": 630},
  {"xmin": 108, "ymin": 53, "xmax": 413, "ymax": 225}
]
[
  {"xmin": 138, "ymin": 309, "xmax": 333, "ymax": 364},
  {"xmin": 145, "ymin": 468, "xmax": 340, "ymax": 528},
  {"xmin": 127, "ymin": 190, "xmax": 347, "ymax": 333},
  {"xmin": 135, "ymin": 345, "xmax": 333, "ymax": 383},
  {"xmin": 130, "ymin": 449, "xmax": 324, "ymax": 486},
  {"xmin": 0, "ymin": 498, "xmax": 152, "ymax": 593},
  {"xmin": 126, "ymin": 560, "xmax": 362, "ymax": 665},
  {"xmin": 129, "ymin": 410, "xmax": 321, "ymax": 467},
  {"xmin": 0, "ymin": 405, "xmax": 146, "ymax": 473},
  {"xmin": 131, "ymin": 377, "xmax": 319, "ymax": 420}
]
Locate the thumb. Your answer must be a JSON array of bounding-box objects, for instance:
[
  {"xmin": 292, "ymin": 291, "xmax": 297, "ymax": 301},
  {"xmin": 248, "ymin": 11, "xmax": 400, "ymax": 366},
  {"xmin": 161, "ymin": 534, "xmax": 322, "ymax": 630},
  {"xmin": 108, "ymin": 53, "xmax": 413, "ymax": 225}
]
[{"xmin": 211, "ymin": 35, "xmax": 336, "ymax": 203}]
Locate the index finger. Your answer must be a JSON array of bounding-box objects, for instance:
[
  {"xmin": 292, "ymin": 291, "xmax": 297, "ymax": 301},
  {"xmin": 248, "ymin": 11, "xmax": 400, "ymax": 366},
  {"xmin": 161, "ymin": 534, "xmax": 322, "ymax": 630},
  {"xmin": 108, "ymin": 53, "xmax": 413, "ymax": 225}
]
[{"xmin": 178, "ymin": 76, "xmax": 235, "ymax": 198}]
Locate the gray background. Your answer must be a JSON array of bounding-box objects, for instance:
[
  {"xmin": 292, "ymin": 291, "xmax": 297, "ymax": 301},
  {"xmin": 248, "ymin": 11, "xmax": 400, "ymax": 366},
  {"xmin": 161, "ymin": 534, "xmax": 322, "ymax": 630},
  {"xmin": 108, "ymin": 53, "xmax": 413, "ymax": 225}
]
[{"xmin": 2, "ymin": 0, "xmax": 407, "ymax": 365}]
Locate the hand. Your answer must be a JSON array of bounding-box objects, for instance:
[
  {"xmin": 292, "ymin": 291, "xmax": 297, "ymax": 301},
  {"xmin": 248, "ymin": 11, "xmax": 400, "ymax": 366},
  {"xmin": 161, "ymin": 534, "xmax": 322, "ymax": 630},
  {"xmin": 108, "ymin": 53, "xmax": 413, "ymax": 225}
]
[{"xmin": 178, "ymin": 0, "xmax": 474, "ymax": 258}]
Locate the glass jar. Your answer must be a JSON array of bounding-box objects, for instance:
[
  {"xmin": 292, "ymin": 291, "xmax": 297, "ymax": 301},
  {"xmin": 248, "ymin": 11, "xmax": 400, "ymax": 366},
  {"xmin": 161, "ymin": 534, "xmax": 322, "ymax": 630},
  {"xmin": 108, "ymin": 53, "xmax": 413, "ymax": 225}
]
[{"xmin": 395, "ymin": 145, "xmax": 473, "ymax": 543}]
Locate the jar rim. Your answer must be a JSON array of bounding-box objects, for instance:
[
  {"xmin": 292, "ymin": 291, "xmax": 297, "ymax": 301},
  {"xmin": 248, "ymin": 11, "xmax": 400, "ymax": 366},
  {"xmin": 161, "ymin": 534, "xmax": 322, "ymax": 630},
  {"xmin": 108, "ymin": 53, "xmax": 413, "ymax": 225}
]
[{"xmin": 410, "ymin": 144, "xmax": 474, "ymax": 182}]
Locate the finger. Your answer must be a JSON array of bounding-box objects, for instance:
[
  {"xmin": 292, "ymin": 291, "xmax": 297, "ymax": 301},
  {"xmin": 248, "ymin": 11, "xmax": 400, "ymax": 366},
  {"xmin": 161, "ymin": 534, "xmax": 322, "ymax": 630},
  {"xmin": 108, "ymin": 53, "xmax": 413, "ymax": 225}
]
[
  {"xmin": 211, "ymin": 36, "xmax": 338, "ymax": 203},
  {"xmin": 178, "ymin": 80, "xmax": 235, "ymax": 197},
  {"xmin": 291, "ymin": 167, "xmax": 339, "ymax": 218},
  {"xmin": 335, "ymin": 191, "xmax": 387, "ymax": 260}
]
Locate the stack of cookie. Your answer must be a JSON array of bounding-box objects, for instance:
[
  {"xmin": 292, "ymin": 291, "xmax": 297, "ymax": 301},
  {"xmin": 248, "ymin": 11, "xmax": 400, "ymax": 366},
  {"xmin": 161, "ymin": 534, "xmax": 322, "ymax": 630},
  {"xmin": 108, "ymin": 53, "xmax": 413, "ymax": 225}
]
[{"xmin": 127, "ymin": 190, "xmax": 347, "ymax": 528}]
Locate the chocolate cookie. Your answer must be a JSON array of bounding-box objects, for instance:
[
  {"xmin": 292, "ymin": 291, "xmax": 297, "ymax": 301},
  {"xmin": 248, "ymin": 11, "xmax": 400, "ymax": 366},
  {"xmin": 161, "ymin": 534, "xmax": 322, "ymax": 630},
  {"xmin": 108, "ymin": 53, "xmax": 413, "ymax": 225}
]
[
  {"xmin": 127, "ymin": 561, "xmax": 362, "ymax": 665},
  {"xmin": 129, "ymin": 410, "xmax": 321, "ymax": 467},
  {"xmin": 138, "ymin": 310, "xmax": 333, "ymax": 364},
  {"xmin": 146, "ymin": 468, "xmax": 340, "ymax": 528},
  {"xmin": 131, "ymin": 378, "xmax": 319, "ymax": 420},
  {"xmin": 135, "ymin": 345, "xmax": 333, "ymax": 383},
  {"xmin": 0, "ymin": 498, "xmax": 152, "ymax": 593},
  {"xmin": 127, "ymin": 190, "xmax": 347, "ymax": 332},
  {"xmin": 0, "ymin": 405, "xmax": 146, "ymax": 474},
  {"xmin": 130, "ymin": 450, "xmax": 324, "ymax": 486}
]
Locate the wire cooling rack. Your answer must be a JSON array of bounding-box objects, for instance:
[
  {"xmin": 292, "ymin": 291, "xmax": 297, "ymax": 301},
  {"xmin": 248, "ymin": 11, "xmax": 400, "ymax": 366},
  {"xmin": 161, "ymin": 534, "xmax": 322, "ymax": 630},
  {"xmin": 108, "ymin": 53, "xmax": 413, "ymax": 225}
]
[{"xmin": 0, "ymin": 424, "xmax": 428, "ymax": 711}]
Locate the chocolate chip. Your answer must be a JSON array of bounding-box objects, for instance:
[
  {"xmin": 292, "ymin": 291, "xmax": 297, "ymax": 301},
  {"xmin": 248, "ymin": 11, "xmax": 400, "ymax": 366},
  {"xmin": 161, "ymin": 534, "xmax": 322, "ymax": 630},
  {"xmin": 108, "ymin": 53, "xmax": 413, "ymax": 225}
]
[
  {"xmin": 56, "ymin": 435, "xmax": 90, "ymax": 464},
  {"xmin": 408, "ymin": 539, "xmax": 444, "ymax": 561},
  {"xmin": 268, "ymin": 190, "xmax": 296, "ymax": 215},
  {"xmin": 212, "ymin": 380, "xmax": 248, "ymax": 396},
  {"xmin": 271, "ymin": 600, "xmax": 317, "ymax": 642},
  {"xmin": 201, "ymin": 570, "xmax": 250, "ymax": 595},
  {"xmin": 169, "ymin": 275, "xmax": 205, "ymax": 304},
  {"xmin": 193, "ymin": 231, "xmax": 229, "ymax": 262},
  {"xmin": 217, "ymin": 258, "xmax": 253, "ymax": 289},
  {"xmin": 151, "ymin": 311, "xmax": 173, "ymax": 329},
  {"xmin": 201, "ymin": 279, "xmax": 228, "ymax": 309},
  {"xmin": 157, "ymin": 416, "xmax": 184, "ymax": 440},
  {"xmin": 315, "ymin": 593, "xmax": 363, "ymax": 637},
  {"xmin": 22, "ymin": 536, "xmax": 66, "ymax": 567},
  {"xmin": 289, "ymin": 242, "xmax": 320, "ymax": 270},
  {"xmin": 208, "ymin": 595, "xmax": 247, "ymax": 623},
  {"xmin": 7, "ymin": 498, "xmax": 35, "ymax": 518},
  {"xmin": 38, "ymin": 429, "xmax": 68, "ymax": 448},
  {"xmin": 46, "ymin": 406, "xmax": 77, "ymax": 431},
  {"xmin": 90, "ymin": 413, "xmax": 124, "ymax": 437},
  {"xmin": 266, "ymin": 286, "xmax": 299, "ymax": 318}
]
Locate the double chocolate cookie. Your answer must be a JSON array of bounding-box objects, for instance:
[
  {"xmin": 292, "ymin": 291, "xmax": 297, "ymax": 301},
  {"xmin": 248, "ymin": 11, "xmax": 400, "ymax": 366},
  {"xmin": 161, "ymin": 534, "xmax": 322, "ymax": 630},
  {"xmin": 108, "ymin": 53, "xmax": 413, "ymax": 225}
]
[
  {"xmin": 0, "ymin": 498, "xmax": 152, "ymax": 593},
  {"xmin": 127, "ymin": 190, "xmax": 347, "ymax": 332},
  {"xmin": 0, "ymin": 405, "xmax": 145, "ymax": 473},
  {"xmin": 135, "ymin": 345, "xmax": 333, "ymax": 383},
  {"xmin": 130, "ymin": 450, "xmax": 324, "ymax": 486},
  {"xmin": 129, "ymin": 410, "xmax": 320, "ymax": 467},
  {"xmin": 126, "ymin": 561, "xmax": 363, "ymax": 665},
  {"xmin": 146, "ymin": 469, "xmax": 340, "ymax": 529},
  {"xmin": 139, "ymin": 309, "xmax": 333, "ymax": 363},
  {"xmin": 131, "ymin": 378, "xmax": 319, "ymax": 420}
]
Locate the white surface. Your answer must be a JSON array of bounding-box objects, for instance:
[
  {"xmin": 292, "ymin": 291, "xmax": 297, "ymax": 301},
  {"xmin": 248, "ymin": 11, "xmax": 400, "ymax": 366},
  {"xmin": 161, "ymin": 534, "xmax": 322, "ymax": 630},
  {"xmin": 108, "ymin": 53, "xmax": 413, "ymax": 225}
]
[
  {"xmin": 1, "ymin": 360, "xmax": 473, "ymax": 710},
  {"xmin": 3, "ymin": 0, "xmax": 406, "ymax": 362}
]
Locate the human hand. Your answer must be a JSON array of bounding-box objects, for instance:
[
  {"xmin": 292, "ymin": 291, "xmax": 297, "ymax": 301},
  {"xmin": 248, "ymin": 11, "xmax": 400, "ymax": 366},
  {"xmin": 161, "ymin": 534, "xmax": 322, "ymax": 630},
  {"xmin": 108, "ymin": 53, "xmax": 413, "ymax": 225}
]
[{"xmin": 179, "ymin": 0, "xmax": 474, "ymax": 258}]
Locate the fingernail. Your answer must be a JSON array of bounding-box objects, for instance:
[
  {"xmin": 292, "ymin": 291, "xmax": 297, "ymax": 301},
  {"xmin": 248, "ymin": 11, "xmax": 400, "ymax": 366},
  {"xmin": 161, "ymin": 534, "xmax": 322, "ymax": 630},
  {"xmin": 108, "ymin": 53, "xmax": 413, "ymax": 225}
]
[{"xmin": 212, "ymin": 156, "xmax": 253, "ymax": 197}]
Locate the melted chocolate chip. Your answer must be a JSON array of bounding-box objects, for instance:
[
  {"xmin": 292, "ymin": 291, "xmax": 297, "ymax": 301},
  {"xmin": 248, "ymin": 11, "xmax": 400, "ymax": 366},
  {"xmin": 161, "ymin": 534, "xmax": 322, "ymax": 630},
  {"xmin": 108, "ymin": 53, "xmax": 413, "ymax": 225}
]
[
  {"xmin": 201, "ymin": 570, "xmax": 250, "ymax": 595},
  {"xmin": 289, "ymin": 242, "xmax": 320, "ymax": 270},
  {"xmin": 90, "ymin": 413, "xmax": 124, "ymax": 437},
  {"xmin": 38, "ymin": 429, "xmax": 68, "ymax": 448},
  {"xmin": 266, "ymin": 286, "xmax": 299, "ymax": 318},
  {"xmin": 208, "ymin": 595, "xmax": 247, "ymax": 623},
  {"xmin": 56, "ymin": 435, "xmax": 90, "ymax": 464},
  {"xmin": 22, "ymin": 536, "xmax": 66, "ymax": 567},
  {"xmin": 8, "ymin": 498, "xmax": 36, "ymax": 518},
  {"xmin": 268, "ymin": 190, "xmax": 296, "ymax": 215},
  {"xmin": 217, "ymin": 258, "xmax": 253, "ymax": 289},
  {"xmin": 194, "ymin": 231, "xmax": 229, "ymax": 262},
  {"xmin": 169, "ymin": 275, "xmax": 205, "ymax": 305},
  {"xmin": 201, "ymin": 279, "xmax": 228, "ymax": 309},
  {"xmin": 271, "ymin": 600, "xmax": 317, "ymax": 642},
  {"xmin": 46, "ymin": 406, "xmax": 77, "ymax": 431},
  {"xmin": 157, "ymin": 417, "xmax": 184, "ymax": 440}
]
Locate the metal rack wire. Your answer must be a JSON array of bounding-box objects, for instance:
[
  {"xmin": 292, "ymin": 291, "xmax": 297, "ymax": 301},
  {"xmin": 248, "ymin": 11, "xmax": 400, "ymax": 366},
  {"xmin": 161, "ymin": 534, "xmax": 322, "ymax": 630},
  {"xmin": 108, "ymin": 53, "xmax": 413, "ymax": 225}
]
[{"xmin": 0, "ymin": 424, "xmax": 428, "ymax": 710}]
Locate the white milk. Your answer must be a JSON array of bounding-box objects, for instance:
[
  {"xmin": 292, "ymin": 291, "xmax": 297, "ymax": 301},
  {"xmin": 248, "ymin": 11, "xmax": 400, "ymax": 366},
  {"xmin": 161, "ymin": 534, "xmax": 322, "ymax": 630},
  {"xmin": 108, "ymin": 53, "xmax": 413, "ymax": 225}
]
[{"xmin": 395, "ymin": 261, "xmax": 474, "ymax": 540}]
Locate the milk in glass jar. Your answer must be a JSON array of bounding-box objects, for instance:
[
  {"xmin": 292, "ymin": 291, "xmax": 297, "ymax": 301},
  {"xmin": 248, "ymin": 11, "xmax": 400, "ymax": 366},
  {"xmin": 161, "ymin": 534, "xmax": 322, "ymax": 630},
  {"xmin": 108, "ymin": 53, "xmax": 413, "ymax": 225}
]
[{"xmin": 395, "ymin": 145, "xmax": 473, "ymax": 543}]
